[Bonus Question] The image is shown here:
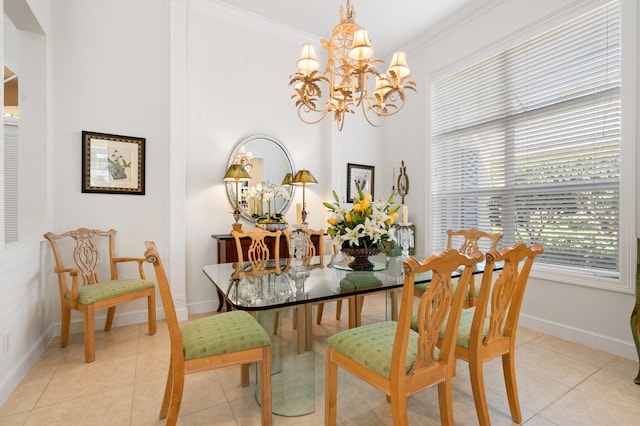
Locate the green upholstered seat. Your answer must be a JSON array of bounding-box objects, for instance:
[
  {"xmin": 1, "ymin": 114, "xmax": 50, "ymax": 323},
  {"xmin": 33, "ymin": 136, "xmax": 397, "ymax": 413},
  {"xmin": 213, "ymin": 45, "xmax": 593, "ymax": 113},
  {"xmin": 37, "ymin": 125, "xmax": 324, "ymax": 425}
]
[
  {"xmin": 410, "ymin": 309, "xmax": 489, "ymax": 349},
  {"xmin": 327, "ymin": 321, "xmax": 439, "ymax": 379},
  {"xmin": 447, "ymin": 309, "xmax": 490, "ymax": 348},
  {"xmin": 66, "ymin": 279, "xmax": 155, "ymax": 304},
  {"xmin": 339, "ymin": 271, "xmax": 383, "ymax": 291},
  {"xmin": 180, "ymin": 310, "xmax": 271, "ymax": 361}
]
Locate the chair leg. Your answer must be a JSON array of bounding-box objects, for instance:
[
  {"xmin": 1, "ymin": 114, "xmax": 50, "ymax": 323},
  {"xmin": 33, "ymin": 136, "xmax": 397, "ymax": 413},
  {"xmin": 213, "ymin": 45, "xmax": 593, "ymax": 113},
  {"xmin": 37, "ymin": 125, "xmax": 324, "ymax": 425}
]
[
  {"xmin": 83, "ymin": 305, "xmax": 96, "ymax": 363},
  {"xmin": 273, "ymin": 311, "xmax": 280, "ymax": 335},
  {"xmin": 335, "ymin": 300, "xmax": 342, "ymax": 320},
  {"xmin": 502, "ymin": 351, "xmax": 522, "ymax": 423},
  {"xmin": 148, "ymin": 292, "xmax": 157, "ymax": 335},
  {"xmin": 241, "ymin": 364, "xmax": 250, "ymax": 386},
  {"xmin": 325, "ymin": 350, "xmax": 338, "ymax": 426},
  {"xmin": 159, "ymin": 355, "xmax": 174, "ymax": 419},
  {"xmin": 104, "ymin": 306, "xmax": 115, "ymax": 331},
  {"xmin": 60, "ymin": 306, "xmax": 71, "ymax": 347},
  {"xmin": 260, "ymin": 347, "xmax": 273, "ymax": 426},
  {"xmin": 469, "ymin": 358, "xmax": 491, "ymax": 426},
  {"xmin": 437, "ymin": 376, "xmax": 455, "ymax": 426},
  {"xmin": 165, "ymin": 363, "xmax": 185, "ymax": 426},
  {"xmin": 390, "ymin": 392, "xmax": 409, "ymax": 426}
]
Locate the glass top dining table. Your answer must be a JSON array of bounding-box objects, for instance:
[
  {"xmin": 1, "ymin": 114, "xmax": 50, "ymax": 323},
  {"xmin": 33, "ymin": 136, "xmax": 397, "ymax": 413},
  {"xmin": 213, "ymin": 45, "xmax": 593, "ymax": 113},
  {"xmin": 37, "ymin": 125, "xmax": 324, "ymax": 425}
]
[
  {"xmin": 203, "ymin": 252, "xmax": 408, "ymax": 416},
  {"xmin": 202, "ymin": 252, "xmax": 497, "ymax": 417},
  {"xmin": 203, "ymin": 253, "xmax": 406, "ymax": 315}
]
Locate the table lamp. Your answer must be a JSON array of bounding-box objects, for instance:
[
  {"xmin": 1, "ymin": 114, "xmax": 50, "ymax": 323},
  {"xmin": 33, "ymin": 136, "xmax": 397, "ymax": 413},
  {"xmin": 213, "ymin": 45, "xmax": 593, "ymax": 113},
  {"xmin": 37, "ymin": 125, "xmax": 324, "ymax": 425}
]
[
  {"xmin": 223, "ymin": 164, "xmax": 251, "ymax": 232},
  {"xmin": 281, "ymin": 172, "xmax": 293, "ymax": 186},
  {"xmin": 292, "ymin": 169, "xmax": 317, "ymax": 224}
]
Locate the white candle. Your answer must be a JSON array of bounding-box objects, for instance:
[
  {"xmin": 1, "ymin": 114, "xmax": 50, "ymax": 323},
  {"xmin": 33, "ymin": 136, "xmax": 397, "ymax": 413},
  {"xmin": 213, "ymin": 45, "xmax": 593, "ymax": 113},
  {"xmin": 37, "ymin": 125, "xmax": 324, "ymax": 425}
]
[
  {"xmin": 296, "ymin": 203, "xmax": 303, "ymax": 225},
  {"xmin": 402, "ymin": 205, "xmax": 408, "ymax": 224}
]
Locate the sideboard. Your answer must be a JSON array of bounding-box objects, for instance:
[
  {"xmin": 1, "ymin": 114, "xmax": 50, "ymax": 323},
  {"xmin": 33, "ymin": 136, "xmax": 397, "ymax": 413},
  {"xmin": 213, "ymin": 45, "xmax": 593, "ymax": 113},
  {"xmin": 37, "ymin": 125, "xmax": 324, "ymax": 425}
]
[{"xmin": 211, "ymin": 232, "xmax": 323, "ymax": 263}]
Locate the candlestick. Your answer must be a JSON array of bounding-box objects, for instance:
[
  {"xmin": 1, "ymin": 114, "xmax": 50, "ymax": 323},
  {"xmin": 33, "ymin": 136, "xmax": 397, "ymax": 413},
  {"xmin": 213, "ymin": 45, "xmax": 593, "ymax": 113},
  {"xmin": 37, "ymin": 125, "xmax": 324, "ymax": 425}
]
[
  {"xmin": 402, "ymin": 205, "xmax": 408, "ymax": 224},
  {"xmin": 296, "ymin": 203, "xmax": 303, "ymax": 225}
]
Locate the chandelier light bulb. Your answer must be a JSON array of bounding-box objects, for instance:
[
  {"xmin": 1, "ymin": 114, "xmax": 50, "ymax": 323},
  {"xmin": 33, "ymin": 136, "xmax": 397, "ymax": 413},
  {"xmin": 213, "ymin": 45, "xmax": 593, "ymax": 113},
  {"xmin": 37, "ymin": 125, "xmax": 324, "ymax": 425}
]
[
  {"xmin": 296, "ymin": 43, "xmax": 320, "ymax": 75},
  {"xmin": 349, "ymin": 29, "xmax": 374, "ymax": 61},
  {"xmin": 388, "ymin": 50, "xmax": 410, "ymax": 80},
  {"xmin": 374, "ymin": 75, "xmax": 391, "ymax": 98}
]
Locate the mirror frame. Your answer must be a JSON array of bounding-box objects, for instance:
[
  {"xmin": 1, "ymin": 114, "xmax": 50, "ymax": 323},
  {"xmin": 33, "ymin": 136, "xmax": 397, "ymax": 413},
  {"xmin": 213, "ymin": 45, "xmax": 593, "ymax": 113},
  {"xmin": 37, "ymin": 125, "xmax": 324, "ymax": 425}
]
[{"xmin": 225, "ymin": 134, "xmax": 296, "ymax": 223}]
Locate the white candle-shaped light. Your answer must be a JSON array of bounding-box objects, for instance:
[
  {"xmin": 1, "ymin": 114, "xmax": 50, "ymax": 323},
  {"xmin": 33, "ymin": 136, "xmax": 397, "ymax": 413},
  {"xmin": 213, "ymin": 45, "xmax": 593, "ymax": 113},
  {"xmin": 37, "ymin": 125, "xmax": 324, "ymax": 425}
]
[
  {"xmin": 296, "ymin": 203, "xmax": 303, "ymax": 225},
  {"xmin": 402, "ymin": 205, "xmax": 408, "ymax": 224}
]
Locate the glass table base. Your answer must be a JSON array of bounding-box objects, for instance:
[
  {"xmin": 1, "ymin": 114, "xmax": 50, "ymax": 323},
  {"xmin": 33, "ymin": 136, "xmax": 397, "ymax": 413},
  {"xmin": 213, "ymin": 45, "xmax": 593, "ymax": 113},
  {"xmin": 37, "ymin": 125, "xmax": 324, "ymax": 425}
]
[{"xmin": 255, "ymin": 309, "xmax": 315, "ymax": 416}]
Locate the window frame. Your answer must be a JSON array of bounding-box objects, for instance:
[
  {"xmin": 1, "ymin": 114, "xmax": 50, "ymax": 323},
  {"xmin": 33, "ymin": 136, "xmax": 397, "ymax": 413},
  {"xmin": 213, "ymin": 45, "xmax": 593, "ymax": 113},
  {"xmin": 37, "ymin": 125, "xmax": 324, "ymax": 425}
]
[{"xmin": 427, "ymin": 0, "xmax": 636, "ymax": 293}]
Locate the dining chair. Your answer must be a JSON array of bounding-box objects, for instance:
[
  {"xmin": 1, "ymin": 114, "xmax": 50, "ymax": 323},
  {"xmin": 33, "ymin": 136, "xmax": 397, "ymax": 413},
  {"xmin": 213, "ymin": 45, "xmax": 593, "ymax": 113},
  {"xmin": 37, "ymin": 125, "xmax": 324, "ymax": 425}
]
[
  {"xmin": 232, "ymin": 226, "xmax": 282, "ymax": 271},
  {"xmin": 43, "ymin": 228, "xmax": 156, "ymax": 363},
  {"xmin": 144, "ymin": 241, "xmax": 272, "ymax": 426},
  {"xmin": 441, "ymin": 242, "xmax": 544, "ymax": 426},
  {"xmin": 416, "ymin": 228, "xmax": 502, "ymax": 308},
  {"xmin": 325, "ymin": 249, "xmax": 483, "ymax": 425},
  {"xmin": 217, "ymin": 226, "xmax": 283, "ymax": 313}
]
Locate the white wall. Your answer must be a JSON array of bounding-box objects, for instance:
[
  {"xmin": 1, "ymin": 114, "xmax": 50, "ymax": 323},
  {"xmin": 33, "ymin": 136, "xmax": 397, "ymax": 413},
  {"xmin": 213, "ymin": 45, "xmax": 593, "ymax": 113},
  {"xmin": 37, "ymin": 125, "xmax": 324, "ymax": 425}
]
[
  {"xmin": 49, "ymin": 0, "xmax": 170, "ymax": 323},
  {"xmin": 181, "ymin": 0, "xmax": 385, "ymax": 313},
  {"xmin": 385, "ymin": 0, "xmax": 639, "ymax": 358}
]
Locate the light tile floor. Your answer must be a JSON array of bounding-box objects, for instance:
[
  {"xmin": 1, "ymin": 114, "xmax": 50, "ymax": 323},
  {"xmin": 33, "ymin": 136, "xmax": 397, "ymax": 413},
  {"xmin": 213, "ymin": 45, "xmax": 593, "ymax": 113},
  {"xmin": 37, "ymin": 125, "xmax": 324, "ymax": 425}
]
[{"xmin": 1, "ymin": 293, "xmax": 639, "ymax": 425}]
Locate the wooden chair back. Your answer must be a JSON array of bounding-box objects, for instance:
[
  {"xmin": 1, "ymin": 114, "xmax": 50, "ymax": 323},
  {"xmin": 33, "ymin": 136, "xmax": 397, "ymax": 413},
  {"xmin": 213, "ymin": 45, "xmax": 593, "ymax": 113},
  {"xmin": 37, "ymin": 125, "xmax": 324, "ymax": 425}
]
[
  {"xmin": 45, "ymin": 228, "xmax": 125, "ymax": 291},
  {"xmin": 446, "ymin": 228, "xmax": 503, "ymax": 307},
  {"xmin": 283, "ymin": 227, "xmax": 325, "ymax": 266},
  {"xmin": 446, "ymin": 228, "xmax": 502, "ymax": 256},
  {"xmin": 232, "ymin": 227, "xmax": 282, "ymax": 270},
  {"xmin": 396, "ymin": 250, "xmax": 483, "ymax": 383}
]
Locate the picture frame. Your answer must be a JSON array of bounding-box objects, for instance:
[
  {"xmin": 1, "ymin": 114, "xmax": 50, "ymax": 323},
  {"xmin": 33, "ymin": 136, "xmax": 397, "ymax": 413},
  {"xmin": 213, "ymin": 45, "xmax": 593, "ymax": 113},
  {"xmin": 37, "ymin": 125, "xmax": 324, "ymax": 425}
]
[
  {"xmin": 82, "ymin": 131, "xmax": 145, "ymax": 195},
  {"xmin": 346, "ymin": 163, "xmax": 375, "ymax": 203}
]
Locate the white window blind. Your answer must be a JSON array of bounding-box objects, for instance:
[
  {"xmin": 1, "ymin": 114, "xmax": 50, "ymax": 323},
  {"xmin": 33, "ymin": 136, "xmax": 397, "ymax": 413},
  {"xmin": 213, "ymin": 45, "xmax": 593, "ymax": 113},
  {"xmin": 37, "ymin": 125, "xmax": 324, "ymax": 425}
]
[
  {"xmin": 431, "ymin": 1, "xmax": 621, "ymax": 276},
  {"xmin": 4, "ymin": 121, "xmax": 19, "ymax": 244}
]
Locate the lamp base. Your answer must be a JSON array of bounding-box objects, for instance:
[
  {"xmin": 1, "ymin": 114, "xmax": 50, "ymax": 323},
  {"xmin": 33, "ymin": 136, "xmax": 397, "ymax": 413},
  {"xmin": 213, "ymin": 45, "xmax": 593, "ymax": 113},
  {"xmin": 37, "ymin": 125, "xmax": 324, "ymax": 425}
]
[{"xmin": 232, "ymin": 222, "xmax": 243, "ymax": 233}]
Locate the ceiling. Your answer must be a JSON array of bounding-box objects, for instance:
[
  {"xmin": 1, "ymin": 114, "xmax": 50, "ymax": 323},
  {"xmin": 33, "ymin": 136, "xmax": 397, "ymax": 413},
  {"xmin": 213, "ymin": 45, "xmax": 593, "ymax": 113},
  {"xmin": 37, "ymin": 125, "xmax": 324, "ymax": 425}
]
[{"xmin": 220, "ymin": 0, "xmax": 478, "ymax": 56}]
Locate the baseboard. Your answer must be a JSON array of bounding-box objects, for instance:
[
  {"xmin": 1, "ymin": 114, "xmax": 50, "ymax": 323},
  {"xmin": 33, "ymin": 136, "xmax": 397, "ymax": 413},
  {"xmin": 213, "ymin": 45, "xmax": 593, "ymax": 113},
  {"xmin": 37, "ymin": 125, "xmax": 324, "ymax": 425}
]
[
  {"xmin": 0, "ymin": 325, "xmax": 55, "ymax": 406},
  {"xmin": 185, "ymin": 299, "xmax": 218, "ymax": 316},
  {"xmin": 519, "ymin": 313, "xmax": 638, "ymax": 360}
]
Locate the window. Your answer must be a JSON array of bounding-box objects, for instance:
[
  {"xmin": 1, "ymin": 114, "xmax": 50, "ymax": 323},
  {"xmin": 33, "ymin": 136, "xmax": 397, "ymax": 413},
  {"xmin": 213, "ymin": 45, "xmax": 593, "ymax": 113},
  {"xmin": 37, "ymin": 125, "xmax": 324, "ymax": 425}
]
[{"xmin": 430, "ymin": 1, "xmax": 626, "ymax": 288}]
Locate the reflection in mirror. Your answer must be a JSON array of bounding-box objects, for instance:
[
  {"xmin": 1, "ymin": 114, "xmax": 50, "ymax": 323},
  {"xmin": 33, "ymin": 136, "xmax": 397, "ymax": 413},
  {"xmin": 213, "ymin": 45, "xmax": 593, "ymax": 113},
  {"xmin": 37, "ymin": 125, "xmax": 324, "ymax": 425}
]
[{"xmin": 226, "ymin": 135, "xmax": 296, "ymax": 223}]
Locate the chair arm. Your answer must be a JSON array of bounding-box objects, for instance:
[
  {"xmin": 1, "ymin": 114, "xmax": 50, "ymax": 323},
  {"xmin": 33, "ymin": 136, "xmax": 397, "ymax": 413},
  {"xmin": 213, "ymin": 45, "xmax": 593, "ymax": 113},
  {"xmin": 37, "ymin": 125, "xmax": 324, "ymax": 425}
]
[
  {"xmin": 54, "ymin": 266, "xmax": 80, "ymax": 300},
  {"xmin": 112, "ymin": 257, "xmax": 147, "ymax": 279}
]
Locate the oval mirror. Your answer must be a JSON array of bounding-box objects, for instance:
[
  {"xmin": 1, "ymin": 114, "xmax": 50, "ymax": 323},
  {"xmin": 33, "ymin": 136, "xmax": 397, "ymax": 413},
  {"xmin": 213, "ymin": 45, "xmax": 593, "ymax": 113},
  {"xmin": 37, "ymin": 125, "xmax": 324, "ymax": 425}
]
[{"xmin": 226, "ymin": 134, "xmax": 296, "ymax": 223}]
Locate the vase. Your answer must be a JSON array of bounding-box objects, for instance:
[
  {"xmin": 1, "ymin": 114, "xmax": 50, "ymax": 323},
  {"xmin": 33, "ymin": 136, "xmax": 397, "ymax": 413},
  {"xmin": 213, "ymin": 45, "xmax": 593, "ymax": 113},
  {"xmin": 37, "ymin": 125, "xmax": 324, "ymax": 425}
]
[
  {"xmin": 257, "ymin": 220, "xmax": 288, "ymax": 232},
  {"xmin": 341, "ymin": 246, "xmax": 381, "ymax": 271}
]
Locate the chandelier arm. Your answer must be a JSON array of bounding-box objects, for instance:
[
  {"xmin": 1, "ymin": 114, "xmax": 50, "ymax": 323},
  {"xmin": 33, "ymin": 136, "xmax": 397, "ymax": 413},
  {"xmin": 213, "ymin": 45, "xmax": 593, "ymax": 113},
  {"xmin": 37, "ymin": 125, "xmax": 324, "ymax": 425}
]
[{"xmin": 296, "ymin": 105, "xmax": 331, "ymax": 125}]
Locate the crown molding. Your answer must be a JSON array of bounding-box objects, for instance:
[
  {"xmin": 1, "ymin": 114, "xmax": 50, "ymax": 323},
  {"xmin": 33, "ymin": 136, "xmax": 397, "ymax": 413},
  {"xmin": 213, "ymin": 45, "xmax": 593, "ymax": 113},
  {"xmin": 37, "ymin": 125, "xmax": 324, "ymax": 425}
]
[{"xmin": 189, "ymin": 0, "xmax": 320, "ymax": 45}]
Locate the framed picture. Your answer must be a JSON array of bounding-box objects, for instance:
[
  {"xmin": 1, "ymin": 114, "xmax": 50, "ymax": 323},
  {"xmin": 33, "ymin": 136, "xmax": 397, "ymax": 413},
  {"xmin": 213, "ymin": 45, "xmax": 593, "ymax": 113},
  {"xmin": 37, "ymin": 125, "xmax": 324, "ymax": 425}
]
[
  {"xmin": 346, "ymin": 163, "xmax": 375, "ymax": 203},
  {"xmin": 82, "ymin": 131, "xmax": 145, "ymax": 195}
]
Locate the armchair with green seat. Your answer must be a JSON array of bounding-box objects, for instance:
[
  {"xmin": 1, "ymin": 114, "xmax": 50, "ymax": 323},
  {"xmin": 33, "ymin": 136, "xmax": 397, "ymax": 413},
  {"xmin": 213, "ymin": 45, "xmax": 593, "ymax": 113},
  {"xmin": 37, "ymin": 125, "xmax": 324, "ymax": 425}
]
[{"xmin": 43, "ymin": 227, "xmax": 156, "ymax": 363}]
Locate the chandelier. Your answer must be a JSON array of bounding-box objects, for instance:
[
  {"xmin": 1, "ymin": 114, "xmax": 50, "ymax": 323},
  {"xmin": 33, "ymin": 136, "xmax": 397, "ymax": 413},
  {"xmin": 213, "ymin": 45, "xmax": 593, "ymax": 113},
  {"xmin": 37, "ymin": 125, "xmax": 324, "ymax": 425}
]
[{"xmin": 289, "ymin": 0, "xmax": 416, "ymax": 131}]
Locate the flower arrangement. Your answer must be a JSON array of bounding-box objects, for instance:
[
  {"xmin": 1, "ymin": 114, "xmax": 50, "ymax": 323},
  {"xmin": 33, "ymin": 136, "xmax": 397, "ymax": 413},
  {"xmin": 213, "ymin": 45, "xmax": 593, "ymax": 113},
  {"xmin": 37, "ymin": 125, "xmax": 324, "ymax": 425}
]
[
  {"xmin": 242, "ymin": 181, "xmax": 290, "ymax": 223},
  {"xmin": 324, "ymin": 189, "xmax": 401, "ymax": 249}
]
